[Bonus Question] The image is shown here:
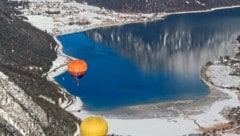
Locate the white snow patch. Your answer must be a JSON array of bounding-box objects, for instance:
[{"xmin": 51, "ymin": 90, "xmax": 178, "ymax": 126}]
[{"xmin": 206, "ymin": 65, "xmax": 240, "ymax": 88}]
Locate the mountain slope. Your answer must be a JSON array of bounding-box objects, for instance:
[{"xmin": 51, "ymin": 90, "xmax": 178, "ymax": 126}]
[
  {"xmin": 0, "ymin": 1, "xmax": 78, "ymax": 135},
  {"xmin": 76, "ymin": 0, "xmax": 240, "ymax": 13}
]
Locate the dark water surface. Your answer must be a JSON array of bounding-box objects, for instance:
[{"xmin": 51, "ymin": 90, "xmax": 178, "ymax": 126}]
[{"xmin": 56, "ymin": 7, "xmax": 240, "ymax": 111}]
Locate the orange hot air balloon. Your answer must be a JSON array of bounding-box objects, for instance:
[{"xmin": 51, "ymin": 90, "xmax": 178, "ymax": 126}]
[{"xmin": 67, "ymin": 59, "xmax": 88, "ymax": 78}]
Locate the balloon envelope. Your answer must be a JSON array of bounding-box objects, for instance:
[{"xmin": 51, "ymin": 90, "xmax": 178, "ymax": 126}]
[
  {"xmin": 80, "ymin": 116, "xmax": 108, "ymax": 136},
  {"xmin": 67, "ymin": 59, "xmax": 87, "ymax": 77}
]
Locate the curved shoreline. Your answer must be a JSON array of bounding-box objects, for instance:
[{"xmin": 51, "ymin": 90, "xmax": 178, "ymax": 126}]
[
  {"xmin": 50, "ymin": 32, "xmax": 229, "ymax": 119},
  {"xmin": 73, "ymin": 78, "xmax": 229, "ymax": 119},
  {"xmin": 45, "ymin": 5, "xmax": 240, "ymax": 116}
]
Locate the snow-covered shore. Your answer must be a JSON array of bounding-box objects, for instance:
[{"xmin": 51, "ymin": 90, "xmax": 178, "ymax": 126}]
[
  {"xmin": 19, "ymin": 0, "xmax": 240, "ymax": 36},
  {"xmin": 15, "ymin": 0, "xmax": 240, "ymax": 135}
]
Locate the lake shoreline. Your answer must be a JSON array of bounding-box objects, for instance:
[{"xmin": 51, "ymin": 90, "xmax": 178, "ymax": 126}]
[
  {"xmin": 55, "ymin": 5, "xmax": 240, "ymax": 36},
  {"xmin": 43, "ymin": 0, "xmax": 238, "ymax": 116},
  {"xmin": 47, "ymin": 5, "xmax": 240, "ymax": 114},
  {"xmin": 81, "ymin": 88, "xmax": 229, "ymax": 119}
]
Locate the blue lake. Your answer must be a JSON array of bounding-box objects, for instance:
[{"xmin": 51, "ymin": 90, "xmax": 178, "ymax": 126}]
[{"xmin": 55, "ymin": 7, "xmax": 240, "ymax": 111}]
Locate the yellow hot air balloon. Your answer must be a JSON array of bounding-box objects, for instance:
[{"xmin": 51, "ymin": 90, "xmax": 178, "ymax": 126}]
[{"xmin": 80, "ymin": 116, "xmax": 108, "ymax": 136}]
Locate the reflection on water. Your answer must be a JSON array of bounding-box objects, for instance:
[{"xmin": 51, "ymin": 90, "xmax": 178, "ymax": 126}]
[
  {"xmin": 56, "ymin": 7, "xmax": 240, "ymax": 110},
  {"xmin": 85, "ymin": 12, "xmax": 240, "ymax": 76}
]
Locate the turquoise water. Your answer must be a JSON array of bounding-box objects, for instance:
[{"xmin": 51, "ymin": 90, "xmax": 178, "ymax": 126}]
[{"xmin": 55, "ymin": 7, "xmax": 240, "ymax": 111}]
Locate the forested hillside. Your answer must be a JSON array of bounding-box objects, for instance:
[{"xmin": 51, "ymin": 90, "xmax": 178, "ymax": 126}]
[
  {"xmin": 0, "ymin": 0, "xmax": 78, "ymax": 135},
  {"xmin": 76, "ymin": 0, "xmax": 240, "ymax": 13}
]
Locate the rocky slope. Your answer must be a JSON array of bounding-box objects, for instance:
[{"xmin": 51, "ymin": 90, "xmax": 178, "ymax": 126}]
[
  {"xmin": 0, "ymin": 0, "xmax": 78, "ymax": 135},
  {"xmin": 76, "ymin": 0, "xmax": 240, "ymax": 13},
  {"xmin": 237, "ymin": 35, "xmax": 240, "ymax": 43}
]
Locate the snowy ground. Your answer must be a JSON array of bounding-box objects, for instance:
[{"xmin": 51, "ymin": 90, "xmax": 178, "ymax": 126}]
[
  {"xmin": 206, "ymin": 65, "xmax": 240, "ymax": 88},
  {"xmin": 13, "ymin": 0, "xmax": 240, "ymax": 135},
  {"xmin": 71, "ymin": 88, "xmax": 239, "ymax": 136},
  {"xmin": 18, "ymin": 0, "xmax": 160, "ymax": 35}
]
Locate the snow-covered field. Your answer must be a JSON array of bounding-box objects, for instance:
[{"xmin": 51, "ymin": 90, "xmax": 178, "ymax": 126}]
[
  {"xmin": 206, "ymin": 65, "xmax": 240, "ymax": 88},
  {"xmin": 18, "ymin": 0, "xmax": 160, "ymax": 35},
  {"xmin": 9, "ymin": 0, "xmax": 240, "ymax": 135},
  {"xmin": 71, "ymin": 88, "xmax": 239, "ymax": 136}
]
